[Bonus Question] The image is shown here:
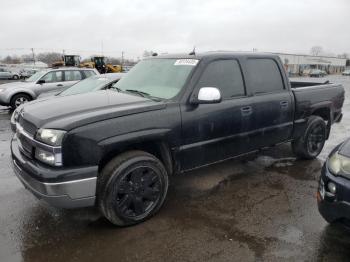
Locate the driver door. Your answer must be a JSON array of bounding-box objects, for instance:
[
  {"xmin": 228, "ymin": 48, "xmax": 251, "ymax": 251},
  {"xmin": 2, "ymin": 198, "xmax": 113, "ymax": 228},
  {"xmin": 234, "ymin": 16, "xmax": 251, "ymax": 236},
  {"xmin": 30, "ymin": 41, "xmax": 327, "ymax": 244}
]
[
  {"xmin": 34, "ymin": 70, "xmax": 63, "ymax": 96},
  {"xmin": 179, "ymin": 59, "xmax": 254, "ymax": 171}
]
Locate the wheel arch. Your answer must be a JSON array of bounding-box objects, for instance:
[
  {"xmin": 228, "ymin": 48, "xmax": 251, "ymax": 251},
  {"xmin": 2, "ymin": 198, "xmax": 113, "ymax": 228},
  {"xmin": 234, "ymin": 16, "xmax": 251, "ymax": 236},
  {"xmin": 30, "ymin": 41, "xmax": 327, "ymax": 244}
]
[
  {"xmin": 10, "ymin": 91, "xmax": 34, "ymax": 103},
  {"xmin": 98, "ymin": 132, "xmax": 174, "ymax": 176},
  {"xmin": 311, "ymin": 107, "xmax": 331, "ymax": 122},
  {"xmin": 311, "ymin": 105, "xmax": 332, "ymax": 139}
]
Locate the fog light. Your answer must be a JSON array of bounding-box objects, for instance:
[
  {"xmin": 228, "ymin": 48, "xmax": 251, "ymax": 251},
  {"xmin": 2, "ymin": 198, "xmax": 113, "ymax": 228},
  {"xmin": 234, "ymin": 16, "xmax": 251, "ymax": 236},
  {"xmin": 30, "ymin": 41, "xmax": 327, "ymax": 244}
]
[
  {"xmin": 35, "ymin": 148, "xmax": 56, "ymax": 166},
  {"xmin": 328, "ymin": 182, "xmax": 337, "ymax": 194}
]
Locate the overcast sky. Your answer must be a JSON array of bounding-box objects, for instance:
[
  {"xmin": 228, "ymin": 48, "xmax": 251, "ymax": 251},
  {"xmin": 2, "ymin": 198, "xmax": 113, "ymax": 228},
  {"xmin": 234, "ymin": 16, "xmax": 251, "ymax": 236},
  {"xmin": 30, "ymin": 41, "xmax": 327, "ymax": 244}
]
[{"xmin": 0, "ymin": 0, "xmax": 349, "ymax": 59}]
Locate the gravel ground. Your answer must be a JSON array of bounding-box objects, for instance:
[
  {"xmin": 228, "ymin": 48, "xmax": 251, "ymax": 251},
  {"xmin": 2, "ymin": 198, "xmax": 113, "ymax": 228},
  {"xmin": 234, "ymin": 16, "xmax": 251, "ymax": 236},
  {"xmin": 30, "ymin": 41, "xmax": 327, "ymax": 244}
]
[{"xmin": 1, "ymin": 75, "xmax": 350, "ymax": 262}]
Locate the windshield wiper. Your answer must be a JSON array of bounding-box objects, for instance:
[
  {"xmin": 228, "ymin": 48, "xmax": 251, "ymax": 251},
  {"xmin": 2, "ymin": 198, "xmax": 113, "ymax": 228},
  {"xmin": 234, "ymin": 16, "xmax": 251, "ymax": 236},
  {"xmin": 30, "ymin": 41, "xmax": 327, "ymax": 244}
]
[
  {"xmin": 125, "ymin": 89, "xmax": 150, "ymax": 97},
  {"xmin": 111, "ymin": 86, "xmax": 122, "ymax": 92}
]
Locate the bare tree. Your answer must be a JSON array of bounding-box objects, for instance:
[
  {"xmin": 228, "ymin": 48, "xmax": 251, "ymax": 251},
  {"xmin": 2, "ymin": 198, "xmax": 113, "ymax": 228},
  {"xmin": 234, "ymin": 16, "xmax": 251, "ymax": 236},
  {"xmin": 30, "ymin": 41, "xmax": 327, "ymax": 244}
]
[
  {"xmin": 338, "ymin": 53, "xmax": 349, "ymax": 59},
  {"xmin": 36, "ymin": 52, "xmax": 62, "ymax": 65},
  {"xmin": 106, "ymin": 56, "xmax": 121, "ymax": 65},
  {"xmin": 21, "ymin": 54, "xmax": 34, "ymax": 63},
  {"xmin": 2, "ymin": 55, "xmax": 21, "ymax": 64},
  {"xmin": 310, "ymin": 46, "xmax": 323, "ymax": 56}
]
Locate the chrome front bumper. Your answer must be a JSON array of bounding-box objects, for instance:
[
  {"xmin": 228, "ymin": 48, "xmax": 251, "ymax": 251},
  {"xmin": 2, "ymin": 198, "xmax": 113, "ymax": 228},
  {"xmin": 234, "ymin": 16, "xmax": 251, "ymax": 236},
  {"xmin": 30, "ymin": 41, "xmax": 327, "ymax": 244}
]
[{"xmin": 11, "ymin": 136, "xmax": 98, "ymax": 208}]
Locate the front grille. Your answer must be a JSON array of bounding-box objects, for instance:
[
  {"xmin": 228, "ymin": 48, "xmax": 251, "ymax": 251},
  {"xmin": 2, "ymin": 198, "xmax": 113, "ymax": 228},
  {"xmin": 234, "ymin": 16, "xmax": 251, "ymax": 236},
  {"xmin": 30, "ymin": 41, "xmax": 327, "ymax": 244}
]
[
  {"xmin": 16, "ymin": 132, "xmax": 33, "ymax": 159},
  {"xmin": 16, "ymin": 114, "xmax": 37, "ymax": 159},
  {"xmin": 18, "ymin": 115, "xmax": 37, "ymax": 136}
]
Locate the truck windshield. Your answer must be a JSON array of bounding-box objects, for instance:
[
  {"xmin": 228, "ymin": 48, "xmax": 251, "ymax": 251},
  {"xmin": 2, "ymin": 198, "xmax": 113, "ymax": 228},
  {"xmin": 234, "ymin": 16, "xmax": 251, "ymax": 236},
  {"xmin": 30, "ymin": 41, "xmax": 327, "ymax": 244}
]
[{"xmin": 112, "ymin": 58, "xmax": 198, "ymax": 99}]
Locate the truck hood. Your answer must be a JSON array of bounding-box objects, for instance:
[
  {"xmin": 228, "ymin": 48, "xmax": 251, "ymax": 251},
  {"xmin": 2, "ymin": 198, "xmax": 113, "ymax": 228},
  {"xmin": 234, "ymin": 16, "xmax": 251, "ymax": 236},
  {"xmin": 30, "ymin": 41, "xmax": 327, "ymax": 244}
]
[
  {"xmin": 0, "ymin": 81, "xmax": 34, "ymax": 90},
  {"xmin": 339, "ymin": 139, "xmax": 350, "ymax": 157},
  {"xmin": 20, "ymin": 90, "xmax": 166, "ymax": 130}
]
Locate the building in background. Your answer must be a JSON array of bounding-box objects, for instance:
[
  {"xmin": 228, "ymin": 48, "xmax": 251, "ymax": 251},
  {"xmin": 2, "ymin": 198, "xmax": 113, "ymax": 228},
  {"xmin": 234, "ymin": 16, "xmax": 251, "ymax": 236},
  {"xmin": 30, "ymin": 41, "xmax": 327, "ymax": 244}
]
[{"xmin": 276, "ymin": 53, "xmax": 347, "ymax": 76}]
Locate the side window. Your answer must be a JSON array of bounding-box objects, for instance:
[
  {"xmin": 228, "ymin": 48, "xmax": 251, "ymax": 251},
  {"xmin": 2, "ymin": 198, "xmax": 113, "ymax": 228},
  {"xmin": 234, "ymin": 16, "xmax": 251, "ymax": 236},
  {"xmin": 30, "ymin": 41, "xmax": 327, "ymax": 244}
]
[
  {"xmin": 41, "ymin": 71, "xmax": 63, "ymax": 83},
  {"xmin": 83, "ymin": 70, "xmax": 96, "ymax": 78},
  {"xmin": 196, "ymin": 60, "xmax": 245, "ymax": 99},
  {"xmin": 246, "ymin": 59, "xmax": 284, "ymax": 94},
  {"xmin": 65, "ymin": 70, "xmax": 82, "ymax": 81}
]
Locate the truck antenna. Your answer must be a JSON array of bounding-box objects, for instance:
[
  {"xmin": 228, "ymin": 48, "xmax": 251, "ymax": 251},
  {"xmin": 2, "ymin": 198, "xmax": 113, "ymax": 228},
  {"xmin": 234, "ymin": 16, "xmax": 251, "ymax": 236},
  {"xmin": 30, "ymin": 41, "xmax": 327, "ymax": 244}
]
[{"xmin": 189, "ymin": 46, "xmax": 196, "ymax": 55}]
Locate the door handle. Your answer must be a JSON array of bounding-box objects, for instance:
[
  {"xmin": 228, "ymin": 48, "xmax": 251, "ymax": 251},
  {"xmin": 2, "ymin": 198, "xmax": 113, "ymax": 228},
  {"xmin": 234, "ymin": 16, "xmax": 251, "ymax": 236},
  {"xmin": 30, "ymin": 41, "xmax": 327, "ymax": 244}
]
[
  {"xmin": 241, "ymin": 106, "xmax": 253, "ymax": 116},
  {"xmin": 280, "ymin": 101, "xmax": 289, "ymax": 109},
  {"xmin": 56, "ymin": 84, "xmax": 63, "ymax": 87}
]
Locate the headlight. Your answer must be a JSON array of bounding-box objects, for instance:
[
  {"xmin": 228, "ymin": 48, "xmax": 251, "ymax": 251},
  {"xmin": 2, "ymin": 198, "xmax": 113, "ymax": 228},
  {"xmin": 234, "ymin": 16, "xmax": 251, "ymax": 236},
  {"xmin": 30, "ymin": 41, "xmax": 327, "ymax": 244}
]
[
  {"xmin": 35, "ymin": 148, "xmax": 62, "ymax": 166},
  {"xmin": 328, "ymin": 152, "xmax": 350, "ymax": 175},
  {"xmin": 35, "ymin": 129, "xmax": 66, "ymax": 146},
  {"xmin": 11, "ymin": 109, "xmax": 19, "ymax": 123},
  {"xmin": 10, "ymin": 108, "xmax": 21, "ymax": 132}
]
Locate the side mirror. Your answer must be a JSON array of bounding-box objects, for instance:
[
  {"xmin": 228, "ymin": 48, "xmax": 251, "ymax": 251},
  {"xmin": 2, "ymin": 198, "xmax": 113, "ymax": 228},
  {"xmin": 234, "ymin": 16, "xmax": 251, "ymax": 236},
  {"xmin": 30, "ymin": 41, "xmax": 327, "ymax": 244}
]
[
  {"xmin": 191, "ymin": 87, "xmax": 222, "ymax": 104},
  {"xmin": 37, "ymin": 79, "xmax": 45, "ymax": 85}
]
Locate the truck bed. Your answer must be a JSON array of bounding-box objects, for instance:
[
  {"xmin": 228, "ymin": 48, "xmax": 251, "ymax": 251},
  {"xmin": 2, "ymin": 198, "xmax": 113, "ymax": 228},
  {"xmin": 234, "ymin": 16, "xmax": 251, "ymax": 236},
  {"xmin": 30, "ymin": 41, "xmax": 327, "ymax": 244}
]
[{"xmin": 291, "ymin": 80, "xmax": 345, "ymax": 132}]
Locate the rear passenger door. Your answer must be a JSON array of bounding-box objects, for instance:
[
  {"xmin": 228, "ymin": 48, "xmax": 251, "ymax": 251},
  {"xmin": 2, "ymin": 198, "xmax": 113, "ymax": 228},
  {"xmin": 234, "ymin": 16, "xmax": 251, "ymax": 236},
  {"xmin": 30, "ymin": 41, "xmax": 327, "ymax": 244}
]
[
  {"xmin": 244, "ymin": 58, "xmax": 294, "ymax": 148},
  {"xmin": 180, "ymin": 59, "xmax": 255, "ymax": 170},
  {"xmin": 63, "ymin": 70, "xmax": 83, "ymax": 89}
]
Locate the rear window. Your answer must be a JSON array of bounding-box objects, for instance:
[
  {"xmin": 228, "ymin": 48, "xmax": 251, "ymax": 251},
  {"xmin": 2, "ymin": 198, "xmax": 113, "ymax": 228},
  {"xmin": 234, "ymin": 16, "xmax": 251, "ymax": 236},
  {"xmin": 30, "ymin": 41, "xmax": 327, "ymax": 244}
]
[
  {"xmin": 65, "ymin": 70, "xmax": 82, "ymax": 81},
  {"xmin": 246, "ymin": 59, "xmax": 284, "ymax": 94},
  {"xmin": 83, "ymin": 70, "xmax": 96, "ymax": 78}
]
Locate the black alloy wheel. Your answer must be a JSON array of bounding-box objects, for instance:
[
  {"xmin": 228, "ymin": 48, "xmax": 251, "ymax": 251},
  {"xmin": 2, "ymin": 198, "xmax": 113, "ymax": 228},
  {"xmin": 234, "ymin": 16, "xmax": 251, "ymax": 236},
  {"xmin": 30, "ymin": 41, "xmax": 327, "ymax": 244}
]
[
  {"xmin": 306, "ymin": 122, "xmax": 326, "ymax": 156},
  {"xmin": 113, "ymin": 165, "xmax": 162, "ymax": 218},
  {"xmin": 292, "ymin": 116, "xmax": 327, "ymax": 159},
  {"xmin": 98, "ymin": 150, "xmax": 169, "ymax": 226}
]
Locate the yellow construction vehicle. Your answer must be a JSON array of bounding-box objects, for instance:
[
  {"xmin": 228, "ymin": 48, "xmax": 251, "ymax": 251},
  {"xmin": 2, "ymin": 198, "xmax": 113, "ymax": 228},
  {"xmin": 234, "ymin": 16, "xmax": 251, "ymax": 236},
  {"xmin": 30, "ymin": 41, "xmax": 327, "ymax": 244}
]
[
  {"xmin": 52, "ymin": 55, "xmax": 81, "ymax": 67},
  {"xmin": 80, "ymin": 56, "xmax": 122, "ymax": 74}
]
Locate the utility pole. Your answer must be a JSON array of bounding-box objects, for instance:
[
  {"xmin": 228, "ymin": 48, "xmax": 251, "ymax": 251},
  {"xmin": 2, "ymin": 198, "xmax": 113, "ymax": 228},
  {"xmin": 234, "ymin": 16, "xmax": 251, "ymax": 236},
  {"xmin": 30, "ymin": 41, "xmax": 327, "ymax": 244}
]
[
  {"xmin": 121, "ymin": 51, "xmax": 124, "ymax": 70},
  {"xmin": 31, "ymin": 48, "xmax": 35, "ymax": 65}
]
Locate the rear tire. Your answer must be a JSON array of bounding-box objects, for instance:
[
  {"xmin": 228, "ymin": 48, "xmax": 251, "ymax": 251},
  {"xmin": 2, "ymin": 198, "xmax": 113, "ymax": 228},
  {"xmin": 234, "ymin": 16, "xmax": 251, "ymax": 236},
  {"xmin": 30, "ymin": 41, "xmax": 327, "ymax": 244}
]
[
  {"xmin": 12, "ymin": 75, "xmax": 19, "ymax": 80},
  {"xmin": 10, "ymin": 93, "xmax": 31, "ymax": 109},
  {"xmin": 98, "ymin": 150, "xmax": 169, "ymax": 226},
  {"xmin": 292, "ymin": 116, "xmax": 327, "ymax": 159}
]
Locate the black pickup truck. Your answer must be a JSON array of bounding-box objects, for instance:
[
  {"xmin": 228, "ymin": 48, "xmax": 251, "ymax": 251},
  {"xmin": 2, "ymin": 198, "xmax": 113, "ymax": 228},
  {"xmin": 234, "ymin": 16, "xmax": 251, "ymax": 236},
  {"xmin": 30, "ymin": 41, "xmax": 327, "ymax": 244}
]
[{"xmin": 10, "ymin": 52, "xmax": 344, "ymax": 226}]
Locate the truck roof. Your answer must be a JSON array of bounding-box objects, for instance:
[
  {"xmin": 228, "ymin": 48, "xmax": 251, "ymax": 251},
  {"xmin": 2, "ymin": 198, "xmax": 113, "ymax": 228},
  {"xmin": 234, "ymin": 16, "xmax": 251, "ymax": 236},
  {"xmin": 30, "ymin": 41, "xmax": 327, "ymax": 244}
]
[{"xmin": 153, "ymin": 51, "xmax": 280, "ymax": 60}]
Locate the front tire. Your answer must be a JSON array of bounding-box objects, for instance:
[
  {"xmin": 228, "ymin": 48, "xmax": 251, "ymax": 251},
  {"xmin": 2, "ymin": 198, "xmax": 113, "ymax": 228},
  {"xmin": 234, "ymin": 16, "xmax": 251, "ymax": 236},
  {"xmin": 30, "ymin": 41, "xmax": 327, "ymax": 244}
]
[
  {"xmin": 10, "ymin": 93, "xmax": 32, "ymax": 109},
  {"xmin": 98, "ymin": 150, "xmax": 169, "ymax": 226},
  {"xmin": 12, "ymin": 75, "xmax": 19, "ymax": 80},
  {"xmin": 292, "ymin": 116, "xmax": 327, "ymax": 159}
]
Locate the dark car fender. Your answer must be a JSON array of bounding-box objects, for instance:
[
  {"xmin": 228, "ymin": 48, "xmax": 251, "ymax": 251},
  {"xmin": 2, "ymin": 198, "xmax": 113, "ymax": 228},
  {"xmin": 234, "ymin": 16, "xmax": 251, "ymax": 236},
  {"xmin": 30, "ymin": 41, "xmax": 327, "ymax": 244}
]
[
  {"xmin": 97, "ymin": 128, "xmax": 175, "ymax": 174},
  {"xmin": 292, "ymin": 102, "xmax": 333, "ymax": 139}
]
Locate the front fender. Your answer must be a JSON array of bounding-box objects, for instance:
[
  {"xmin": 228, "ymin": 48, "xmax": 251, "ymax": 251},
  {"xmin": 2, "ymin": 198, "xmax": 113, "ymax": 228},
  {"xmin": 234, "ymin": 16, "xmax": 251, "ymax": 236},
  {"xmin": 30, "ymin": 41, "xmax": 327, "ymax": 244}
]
[
  {"xmin": 98, "ymin": 128, "xmax": 172, "ymax": 154},
  {"xmin": 2, "ymin": 88, "xmax": 36, "ymax": 104}
]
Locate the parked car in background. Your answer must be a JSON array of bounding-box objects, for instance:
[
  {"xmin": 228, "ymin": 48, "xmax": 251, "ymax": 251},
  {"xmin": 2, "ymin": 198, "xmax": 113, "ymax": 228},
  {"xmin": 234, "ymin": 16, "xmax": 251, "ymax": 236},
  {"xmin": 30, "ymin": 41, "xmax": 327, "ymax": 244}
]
[
  {"xmin": 0, "ymin": 67, "xmax": 99, "ymax": 109},
  {"xmin": 318, "ymin": 139, "xmax": 350, "ymax": 226},
  {"xmin": 10, "ymin": 52, "xmax": 344, "ymax": 226},
  {"xmin": 38, "ymin": 73, "xmax": 125, "ymax": 98},
  {"xmin": 0, "ymin": 68, "xmax": 20, "ymax": 80},
  {"xmin": 309, "ymin": 69, "xmax": 327, "ymax": 77},
  {"xmin": 342, "ymin": 70, "xmax": 350, "ymax": 76},
  {"xmin": 20, "ymin": 69, "xmax": 39, "ymax": 79},
  {"xmin": 122, "ymin": 65, "xmax": 134, "ymax": 73}
]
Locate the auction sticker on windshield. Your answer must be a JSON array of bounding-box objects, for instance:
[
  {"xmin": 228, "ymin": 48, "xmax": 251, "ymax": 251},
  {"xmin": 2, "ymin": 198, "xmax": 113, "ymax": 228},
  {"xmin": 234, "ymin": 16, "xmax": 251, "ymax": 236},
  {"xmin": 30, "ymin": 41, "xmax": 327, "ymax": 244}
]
[{"xmin": 174, "ymin": 59, "xmax": 199, "ymax": 66}]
